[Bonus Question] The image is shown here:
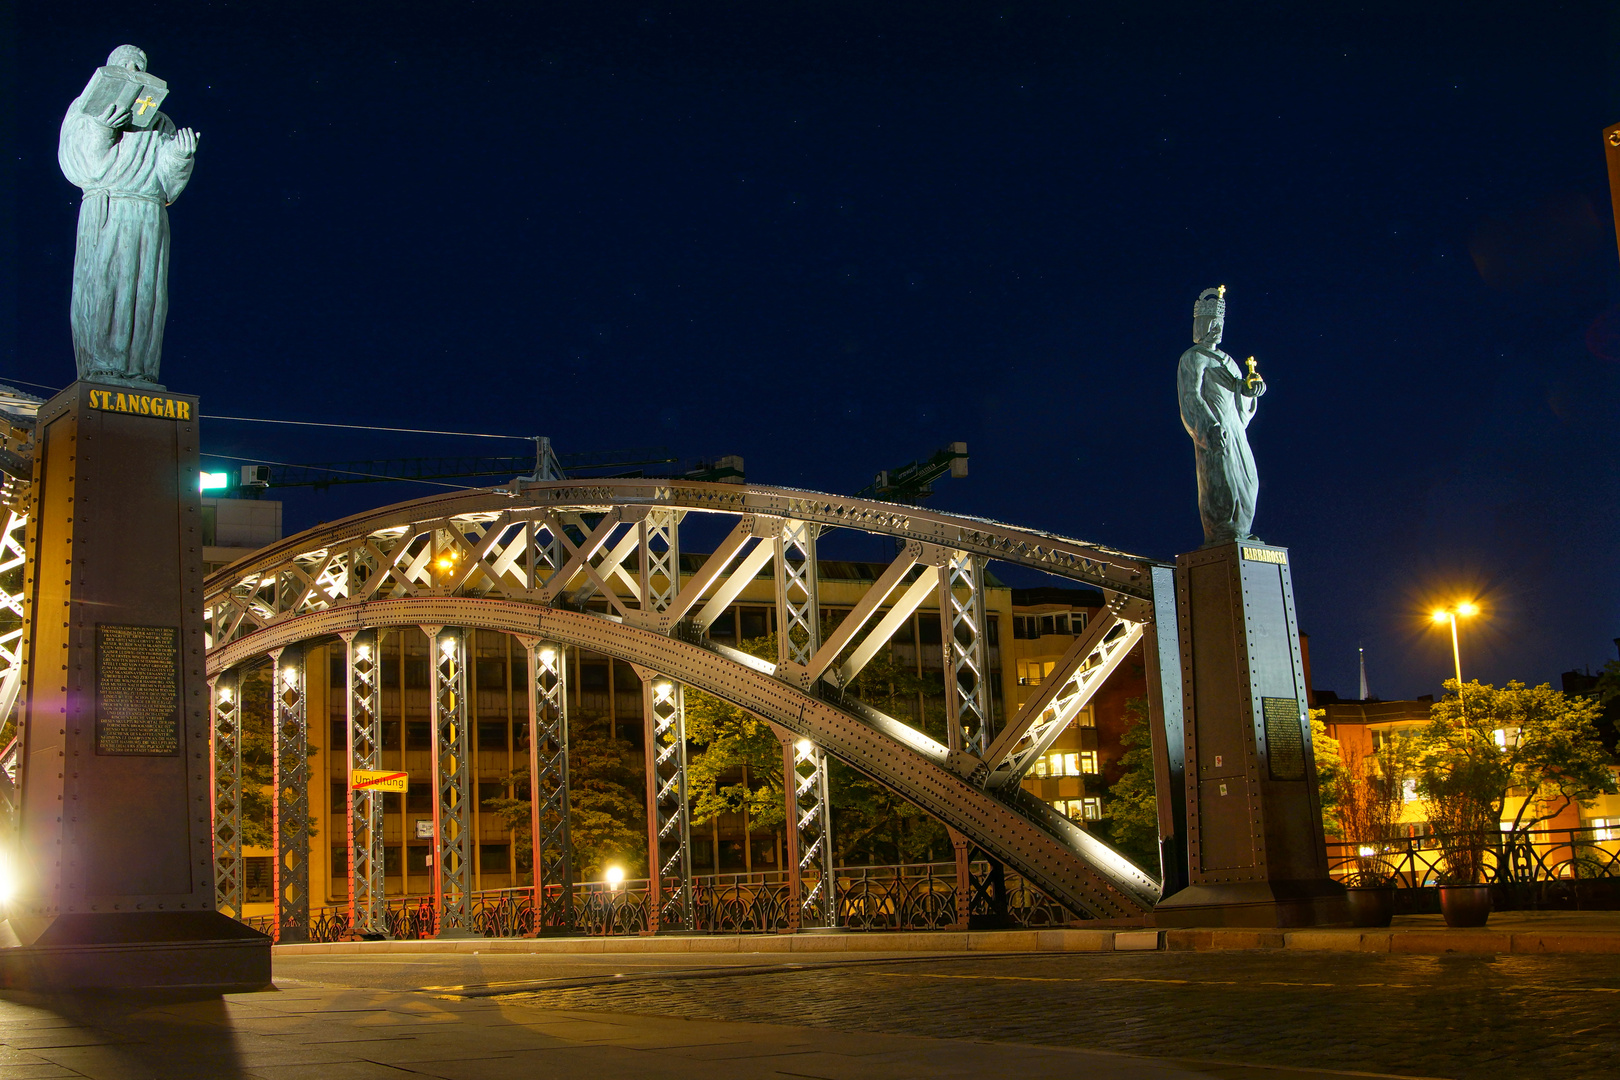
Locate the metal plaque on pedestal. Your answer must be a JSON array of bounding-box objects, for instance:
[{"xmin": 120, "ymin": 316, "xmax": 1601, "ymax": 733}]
[
  {"xmin": 1153, "ymin": 540, "xmax": 1346, "ymax": 928},
  {"xmin": 0, "ymin": 382, "xmax": 271, "ymax": 992}
]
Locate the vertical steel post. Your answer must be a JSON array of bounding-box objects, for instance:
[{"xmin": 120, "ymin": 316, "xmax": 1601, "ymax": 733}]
[
  {"xmin": 791, "ymin": 737, "xmax": 838, "ymax": 928},
  {"xmin": 776, "ymin": 731, "xmax": 802, "ymax": 934},
  {"xmin": 344, "ymin": 628, "xmax": 387, "ymax": 937},
  {"xmin": 948, "ymin": 826, "xmax": 972, "ymax": 931},
  {"xmin": 270, "ymin": 645, "xmax": 309, "ymax": 944},
  {"xmin": 938, "ymin": 551, "xmax": 992, "ymax": 755},
  {"xmin": 640, "ymin": 670, "xmax": 693, "ymax": 932},
  {"xmin": 774, "ymin": 519, "xmax": 820, "ymax": 668},
  {"xmin": 523, "ymin": 638, "xmax": 573, "ymax": 933},
  {"xmin": 210, "ymin": 669, "xmax": 243, "ymax": 919},
  {"xmin": 639, "ymin": 508, "xmax": 681, "ymax": 614},
  {"xmin": 426, "ymin": 625, "xmax": 473, "ymax": 936}
]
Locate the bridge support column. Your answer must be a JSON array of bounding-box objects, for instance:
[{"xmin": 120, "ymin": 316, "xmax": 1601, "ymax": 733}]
[
  {"xmin": 210, "ymin": 670, "xmax": 244, "ymax": 920},
  {"xmin": 343, "ymin": 629, "xmax": 387, "ymax": 939},
  {"xmin": 637, "ymin": 668, "xmax": 693, "ymax": 932},
  {"xmin": 789, "ymin": 735, "xmax": 836, "ymax": 929},
  {"xmin": 938, "ymin": 551, "xmax": 993, "ymax": 756},
  {"xmin": 271, "ymin": 645, "xmax": 310, "ymax": 944},
  {"xmin": 426, "ymin": 626, "xmax": 474, "ymax": 937},
  {"xmin": 522, "ymin": 638, "xmax": 573, "ymax": 934},
  {"xmin": 1154, "ymin": 542, "xmax": 1345, "ymax": 928}
]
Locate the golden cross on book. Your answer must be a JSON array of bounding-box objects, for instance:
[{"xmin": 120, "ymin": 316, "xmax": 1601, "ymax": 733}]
[{"xmin": 134, "ymin": 95, "xmax": 157, "ymax": 115}]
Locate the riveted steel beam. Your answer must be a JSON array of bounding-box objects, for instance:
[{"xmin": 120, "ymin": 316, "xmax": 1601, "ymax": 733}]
[{"xmin": 980, "ymin": 608, "xmax": 1144, "ymax": 789}]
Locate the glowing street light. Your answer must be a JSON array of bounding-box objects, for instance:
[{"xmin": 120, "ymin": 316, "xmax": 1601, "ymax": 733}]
[
  {"xmin": 605, "ymin": 864, "xmax": 624, "ymax": 891},
  {"xmin": 1429, "ymin": 602, "xmax": 1480, "ymax": 687}
]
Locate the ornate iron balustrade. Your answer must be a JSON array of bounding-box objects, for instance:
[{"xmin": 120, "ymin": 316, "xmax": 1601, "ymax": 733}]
[
  {"xmin": 246, "ymin": 861, "xmax": 1077, "ymax": 943},
  {"xmin": 1327, "ymin": 826, "xmax": 1620, "ymax": 888}
]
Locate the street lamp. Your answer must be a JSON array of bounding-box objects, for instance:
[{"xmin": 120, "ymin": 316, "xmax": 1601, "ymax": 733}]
[{"xmin": 1430, "ymin": 601, "xmax": 1480, "ymax": 686}]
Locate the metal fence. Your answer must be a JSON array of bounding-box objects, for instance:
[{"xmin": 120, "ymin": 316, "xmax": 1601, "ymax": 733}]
[
  {"xmin": 244, "ymin": 860, "xmax": 1072, "ymax": 943},
  {"xmin": 1326, "ymin": 824, "xmax": 1620, "ymax": 910}
]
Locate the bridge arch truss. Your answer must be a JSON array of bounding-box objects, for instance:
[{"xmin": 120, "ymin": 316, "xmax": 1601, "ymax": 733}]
[{"xmin": 200, "ymin": 479, "xmax": 1186, "ymax": 933}]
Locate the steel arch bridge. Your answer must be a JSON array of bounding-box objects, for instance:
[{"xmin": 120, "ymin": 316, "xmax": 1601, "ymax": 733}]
[{"xmin": 191, "ymin": 477, "xmax": 1188, "ymax": 939}]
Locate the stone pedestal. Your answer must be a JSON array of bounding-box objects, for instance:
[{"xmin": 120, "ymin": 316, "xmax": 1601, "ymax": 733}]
[
  {"xmin": 1153, "ymin": 541, "xmax": 1346, "ymax": 928},
  {"xmin": 0, "ymin": 382, "xmax": 271, "ymax": 992}
]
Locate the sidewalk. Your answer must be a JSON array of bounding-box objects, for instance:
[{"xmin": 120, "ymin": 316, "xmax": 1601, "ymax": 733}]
[{"xmin": 274, "ymin": 909, "xmax": 1620, "ymax": 958}]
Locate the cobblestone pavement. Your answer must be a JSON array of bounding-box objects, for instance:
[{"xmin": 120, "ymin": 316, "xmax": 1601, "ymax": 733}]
[{"xmin": 483, "ymin": 950, "xmax": 1620, "ymax": 1080}]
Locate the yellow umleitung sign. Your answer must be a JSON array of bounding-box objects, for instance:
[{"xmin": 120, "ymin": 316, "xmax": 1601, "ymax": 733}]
[
  {"xmin": 88, "ymin": 388, "xmax": 192, "ymax": 420},
  {"xmin": 352, "ymin": 769, "xmax": 408, "ymax": 793}
]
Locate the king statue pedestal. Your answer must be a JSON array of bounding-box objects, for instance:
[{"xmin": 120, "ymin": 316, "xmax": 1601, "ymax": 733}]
[
  {"xmin": 1153, "ymin": 540, "xmax": 1347, "ymax": 928},
  {"xmin": 0, "ymin": 381, "xmax": 271, "ymax": 992}
]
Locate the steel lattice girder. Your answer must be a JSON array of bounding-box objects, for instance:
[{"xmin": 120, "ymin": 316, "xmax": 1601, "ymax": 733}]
[
  {"xmin": 979, "ymin": 605, "xmax": 1144, "ymax": 789},
  {"xmin": 210, "ymin": 670, "xmax": 244, "ymax": 919},
  {"xmin": 519, "ymin": 637, "xmax": 573, "ymax": 932},
  {"xmin": 792, "ymin": 737, "xmax": 837, "ymax": 927},
  {"xmin": 938, "ymin": 550, "xmax": 992, "ymax": 756},
  {"xmin": 0, "ymin": 509, "xmax": 29, "ymax": 730},
  {"xmin": 344, "ymin": 629, "xmax": 387, "ymax": 936},
  {"xmin": 270, "ymin": 645, "xmax": 310, "ymax": 943},
  {"xmin": 427, "ymin": 625, "xmax": 473, "ymax": 935},
  {"xmin": 637, "ymin": 667, "xmax": 694, "ymax": 931},
  {"xmin": 209, "ymin": 599, "xmax": 1161, "ymax": 919},
  {"xmin": 202, "ymin": 481, "xmax": 1158, "ymax": 650}
]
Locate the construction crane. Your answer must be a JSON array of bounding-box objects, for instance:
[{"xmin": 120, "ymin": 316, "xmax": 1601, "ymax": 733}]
[
  {"xmin": 856, "ymin": 441, "xmax": 969, "ymax": 505},
  {"xmin": 207, "ymin": 438, "xmax": 744, "ymax": 495}
]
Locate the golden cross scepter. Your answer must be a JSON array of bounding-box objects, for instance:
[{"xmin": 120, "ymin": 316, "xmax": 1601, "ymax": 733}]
[{"xmin": 1245, "ymin": 356, "xmax": 1259, "ymax": 391}]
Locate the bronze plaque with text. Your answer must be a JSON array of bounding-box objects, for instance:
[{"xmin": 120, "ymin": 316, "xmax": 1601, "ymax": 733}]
[{"xmin": 95, "ymin": 623, "xmax": 181, "ymax": 755}]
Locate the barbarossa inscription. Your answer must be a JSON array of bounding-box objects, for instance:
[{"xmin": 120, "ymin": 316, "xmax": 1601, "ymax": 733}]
[{"xmin": 87, "ymin": 388, "xmax": 192, "ymax": 419}]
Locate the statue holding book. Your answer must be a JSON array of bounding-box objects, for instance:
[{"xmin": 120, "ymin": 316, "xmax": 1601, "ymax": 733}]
[{"xmin": 58, "ymin": 46, "xmax": 200, "ymax": 388}]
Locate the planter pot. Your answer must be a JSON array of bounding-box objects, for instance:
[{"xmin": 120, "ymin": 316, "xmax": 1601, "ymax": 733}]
[
  {"xmin": 1346, "ymin": 886, "xmax": 1395, "ymax": 928},
  {"xmin": 1438, "ymin": 885, "xmax": 1492, "ymax": 928}
]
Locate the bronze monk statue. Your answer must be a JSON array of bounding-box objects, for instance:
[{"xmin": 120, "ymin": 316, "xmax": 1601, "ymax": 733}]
[{"xmin": 59, "ymin": 45, "xmax": 200, "ymax": 388}]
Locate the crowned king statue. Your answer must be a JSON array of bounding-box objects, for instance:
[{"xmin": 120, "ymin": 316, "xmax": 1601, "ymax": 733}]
[{"xmin": 1177, "ymin": 286, "xmax": 1267, "ymax": 545}]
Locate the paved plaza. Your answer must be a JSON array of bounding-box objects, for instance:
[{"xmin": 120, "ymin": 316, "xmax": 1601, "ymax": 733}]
[{"xmin": 3, "ymin": 939, "xmax": 1618, "ymax": 1080}]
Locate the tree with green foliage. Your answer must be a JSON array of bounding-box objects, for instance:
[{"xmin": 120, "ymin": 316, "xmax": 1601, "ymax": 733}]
[
  {"xmin": 1099, "ymin": 696, "xmax": 1160, "ymax": 872},
  {"xmin": 1415, "ymin": 679, "xmax": 1617, "ymax": 885},
  {"xmin": 238, "ymin": 664, "xmax": 280, "ymax": 849},
  {"xmin": 1310, "ymin": 710, "xmax": 1344, "ymax": 836},
  {"xmin": 483, "ymin": 709, "xmax": 646, "ymax": 881}
]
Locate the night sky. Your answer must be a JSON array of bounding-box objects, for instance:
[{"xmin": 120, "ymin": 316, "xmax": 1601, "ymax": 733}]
[{"xmin": 3, "ymin": 3, "xmax": 1618, "ymax": 702}]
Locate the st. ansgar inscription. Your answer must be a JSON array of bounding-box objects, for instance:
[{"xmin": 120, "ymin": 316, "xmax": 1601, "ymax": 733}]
[{"xmin": 96, "ymin": 623, "xmax": 180, "ymax": 755}]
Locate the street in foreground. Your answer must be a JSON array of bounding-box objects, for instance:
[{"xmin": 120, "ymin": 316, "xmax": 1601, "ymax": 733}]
[{"xmin": 2, "ymin": 947, "xmax": 1617, "ymax": 1080}]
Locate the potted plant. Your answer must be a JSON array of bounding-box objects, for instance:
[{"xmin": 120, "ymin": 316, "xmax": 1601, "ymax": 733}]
[{"xmin": 1334, "ymin": 738, "xmax": 1411, "ymax": 927}]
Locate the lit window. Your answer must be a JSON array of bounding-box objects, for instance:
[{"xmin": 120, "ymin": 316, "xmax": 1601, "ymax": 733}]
[
  {"xmin": 1493, "ymin": 727, "xmax": 1521, "ymax": 750},
  {"xmin": 1077, "ymin": 707, "xmax": 1095, "ymax": 728},
  {"xmin": 1064, "ymin": 753, "xmax": 1081, "ymax": 776},
  {"xmin": 1589, "ymin": 818, "xmax": 1617, "ymax": 842},
  {"xmin": 1079, "ymin": 751, "xmax": 1099, "ymax": 774},
  {"xmin": 1081, "ymin": 797, "xmax": 1103, "ymax": 820},
  {"xmin": 1033, "ymin": 756, "xmax": 1048, "ymax": 777},
  {"xmin": 1401, "ymin": 778, "xmax": 1418, "ymax": 803}
]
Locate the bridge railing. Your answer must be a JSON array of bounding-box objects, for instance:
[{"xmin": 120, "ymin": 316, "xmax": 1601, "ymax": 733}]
[
  {"xmin": 243, "ymin": 860, "xmax": 1074, "ymax": 943},
  {"xmin": 1326, "ymin": 825, "xmax": 1620, "ymax": 909}
]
